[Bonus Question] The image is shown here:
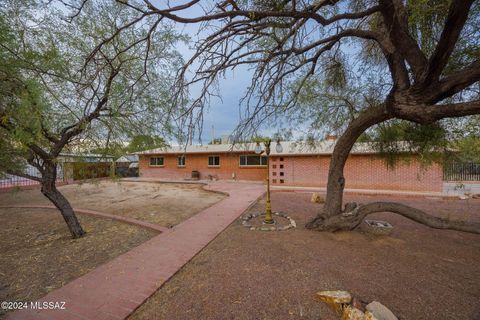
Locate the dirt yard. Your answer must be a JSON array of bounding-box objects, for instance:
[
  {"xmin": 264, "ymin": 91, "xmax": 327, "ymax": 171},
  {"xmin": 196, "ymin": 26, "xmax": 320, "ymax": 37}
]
[
  {"xmin": 0, "ymin": 208, "xmax": 157, "ymax": 318},
  {"xmin": 0, "ymin": 181, "xmax": 226, "ymax": 227},
  {"xmin": 0, "ymin": 181, "xmax": 225, "ymax": 318},
  {"xmin": 130, "ymin": 192, "xmax": 480, "ymax": 320}
]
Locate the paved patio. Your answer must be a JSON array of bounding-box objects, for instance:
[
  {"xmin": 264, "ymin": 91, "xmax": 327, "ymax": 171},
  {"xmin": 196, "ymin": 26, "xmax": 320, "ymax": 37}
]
[{"xmin": 6, "ymin": 181, "xmax": 264, "ymax": 320}]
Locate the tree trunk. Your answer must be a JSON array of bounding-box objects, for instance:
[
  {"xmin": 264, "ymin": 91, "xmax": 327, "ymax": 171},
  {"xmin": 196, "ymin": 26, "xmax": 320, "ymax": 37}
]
[
  {"xmin": 41, "ymin": 162, "xmax": 86, "ymax": 239},
  {"xmin": 305, "ymin": 104, "xmax": 480, "ymax": 235},
  {"xmin": 306, "ymin": 105, "xmax": 391, "ymax": 228}
]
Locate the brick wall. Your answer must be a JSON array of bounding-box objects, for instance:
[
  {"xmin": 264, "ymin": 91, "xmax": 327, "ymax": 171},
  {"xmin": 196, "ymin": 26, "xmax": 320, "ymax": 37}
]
[
  {"xmin": 139, "ymin": 153, "xmax": 267, "ymax": 181},
  {"xmin": 269, "ymin": 154, "xmax": 443, "ymax": 192},
  {"xmin": 139, "ymin": 153, "xmax": 443, "ymax": 192}
]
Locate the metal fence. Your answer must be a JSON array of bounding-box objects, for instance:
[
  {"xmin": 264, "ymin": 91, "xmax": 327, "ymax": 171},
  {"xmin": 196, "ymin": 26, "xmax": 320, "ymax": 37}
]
[
  {"xmin": 443, "ymin": 162, "xmax": 480, "ymax": 181},
  {"xmin": 0, "ymin": 165, "xmax": 64, "ymax": 189}
]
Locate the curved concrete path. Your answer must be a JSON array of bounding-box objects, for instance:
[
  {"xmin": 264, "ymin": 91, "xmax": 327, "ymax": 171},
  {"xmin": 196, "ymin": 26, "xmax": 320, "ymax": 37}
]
[
  {"xmin": 0, "ymin": 205, "xmax": 168, "ymax": 233},
  {"xmin": 6, "ymin": 181, "xmax": 265, "ymax": 320}
]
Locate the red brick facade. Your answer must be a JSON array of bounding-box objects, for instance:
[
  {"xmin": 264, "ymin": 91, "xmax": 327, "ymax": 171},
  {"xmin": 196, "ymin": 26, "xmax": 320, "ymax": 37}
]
[
  {"xmin": 139, "ymin": 153, "xmax": 443, "ymax": 192},
  {"xmin": 269, "ymin": 155, "xmax": 443, "ymax": 192},
  {"xmin": 139, "ymin": 153, "xmax": 266, "ymax": 181}
]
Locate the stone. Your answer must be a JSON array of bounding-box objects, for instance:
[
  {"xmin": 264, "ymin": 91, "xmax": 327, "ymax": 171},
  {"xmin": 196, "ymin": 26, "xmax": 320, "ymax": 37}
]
[
  {"xmin": 366, "ymin": 301, "xmax": 398, "ymax": 320},
  {"xmin": 362, "ymin": 220, "xmax": 393, "ymax": 236},
  {"xmin": 316, "ymin": 290, "xmax": 351, "ymax": 312},
  {"xmin": 311, "ymin": 193, "xmax": 325, "ymax": 203},
  {"xmin": 364, "ymin": 311, "xmax": 379, "ymax": 320},
  {"xmin": 290, "ymin": 219, "xmax": 297, "ymax": 228},
  {"xmin": 341, "ymin": 306, "xmax": 365, "ymax": 320}
]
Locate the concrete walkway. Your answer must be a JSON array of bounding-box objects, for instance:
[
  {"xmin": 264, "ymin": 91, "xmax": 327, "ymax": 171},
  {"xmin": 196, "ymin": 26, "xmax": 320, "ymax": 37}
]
[
  {"xmin": 6, "ymin": 181, "xmax": 265, "ymax": 320},
  {"xmin": 272, "ymin": 185, "xmax": 456, "ymax": 198}
]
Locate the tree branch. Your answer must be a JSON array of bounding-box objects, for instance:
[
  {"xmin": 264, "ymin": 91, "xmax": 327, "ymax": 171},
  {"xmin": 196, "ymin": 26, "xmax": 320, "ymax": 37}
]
[
  {"xmin": 307, "ymin": 201, "xmax": 480, "ymax": 234},
  {"xmin": 424, "ymin": 61, "xmax": 480, "ymax": 104},
  {"xmin": 423, "ymin": 0, "xmax": 476, "ymax": 83},
  {"xmin": 379, "ymin": 0, "xmax": 428, "ymax": 81},
  {"xmin": 394, "ymin": 99, "xmax": 480, "ymax": 124}
]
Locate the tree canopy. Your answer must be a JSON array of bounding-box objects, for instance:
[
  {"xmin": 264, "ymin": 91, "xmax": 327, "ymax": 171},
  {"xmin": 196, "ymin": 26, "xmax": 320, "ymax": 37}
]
[{"xmin": 0, "ymin": 0, "xmax": 185, "ymax": 237}]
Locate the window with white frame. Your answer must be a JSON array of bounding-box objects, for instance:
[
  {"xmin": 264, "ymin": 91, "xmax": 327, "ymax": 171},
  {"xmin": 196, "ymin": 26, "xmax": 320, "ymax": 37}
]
[
  {"xmin": 239, "ymin": 155, "xmax": 268, "ymax": 166},
  {"xmin": 149, "ymin": 157, "xmax": 164, "ymax": 166},
  {"xmin": 208, "ymin": 155, "xmax": 220, "ymax": 167},
  {"xmin": 177, "ymin": 155, "xmax": 186, "ymax": 167}
]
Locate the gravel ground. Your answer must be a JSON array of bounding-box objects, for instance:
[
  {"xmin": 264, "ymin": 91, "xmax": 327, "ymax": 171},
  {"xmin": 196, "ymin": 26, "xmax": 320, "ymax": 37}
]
[{"xmin": 130, "ymin": 192, "xmax": 480, "ymax": 320}]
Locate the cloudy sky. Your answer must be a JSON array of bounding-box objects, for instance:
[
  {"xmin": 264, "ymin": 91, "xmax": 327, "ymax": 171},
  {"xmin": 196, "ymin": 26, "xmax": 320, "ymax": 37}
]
[{"xmin": 171, "ymin": 3, "xmax": 275, "ymax": 144}]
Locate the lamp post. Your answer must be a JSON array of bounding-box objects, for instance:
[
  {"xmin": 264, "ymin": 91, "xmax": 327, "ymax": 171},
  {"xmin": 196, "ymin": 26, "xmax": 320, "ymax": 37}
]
[{"xmin": 255, "ymin": 138, "xmax": 283, "ymax": 224}]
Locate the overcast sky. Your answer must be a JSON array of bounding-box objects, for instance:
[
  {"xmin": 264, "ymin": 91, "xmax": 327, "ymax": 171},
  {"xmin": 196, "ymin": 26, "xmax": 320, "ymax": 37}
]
[{"xmin": 170, "ymin": 3, "xmax": 271, "ymax": 144}]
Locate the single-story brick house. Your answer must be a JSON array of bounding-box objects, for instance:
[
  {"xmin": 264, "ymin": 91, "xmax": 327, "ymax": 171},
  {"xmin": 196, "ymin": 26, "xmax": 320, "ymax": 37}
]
[{"xmin": 136, "ymin": 139, "xmax": 444, "ymax": 192}]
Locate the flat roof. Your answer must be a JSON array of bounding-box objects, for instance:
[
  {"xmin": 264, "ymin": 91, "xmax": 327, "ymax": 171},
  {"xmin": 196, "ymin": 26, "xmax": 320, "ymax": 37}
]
[{"xmin": 135, "ymin": 140, "xmax": 382, "ymax": 156}]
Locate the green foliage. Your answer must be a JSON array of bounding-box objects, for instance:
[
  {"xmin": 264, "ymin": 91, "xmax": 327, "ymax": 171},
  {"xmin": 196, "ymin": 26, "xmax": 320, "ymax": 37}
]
[
  {"xmin": 364, "ymin": 116, "xmax": 480, "ymax": 168},
  {"xmin": 126, "ymin": 135, "xmax": 167, "ymax": 153},
  {"xmin": 324, "ymin": 58, "xmax": 348, "ymax": 90},
  {"xmin": 208, "ymin": 138, "xmax": 222, "ymax": 145},
  {"xmin": 453, "ymin": 136, "xmax": 480, "ymax": 162},
  {"xmin": 372, "ymin": 121, "xmax": 447, "ymax": 168},
  {"xmin": 407, "ymin": 0, "xmax": 451, "ymax": 56}
]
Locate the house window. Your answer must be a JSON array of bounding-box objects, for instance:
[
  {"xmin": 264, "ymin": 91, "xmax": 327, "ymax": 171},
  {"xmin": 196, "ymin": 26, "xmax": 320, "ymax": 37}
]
[
  {"xmin": 149, "ymin": 157, "xmax": 164, "ymax": 166},
  {"xmin": 239, "ymin": 155, "xmax": 268, "ymax": 166},
  {"xmin": 272, "ymin": 179, "xmax": 277, "ymax": 184},
  {"xmin": 177, "ymin": 156, "xmax": 186, "ymax": 167},
  {"xmin": 280, "ymin": 157, "xmax": 284, "ymax": 161},
  {"xmin": 208, "ymin": 156, "xmax": 220, "ymax": 167},
  {"xmin": 280, "ymin": 172, "xmax": 284, "ymax": 176},
  {"xmin": 280, "ymin": 179, "xmax": 285, "ymax": 184}
]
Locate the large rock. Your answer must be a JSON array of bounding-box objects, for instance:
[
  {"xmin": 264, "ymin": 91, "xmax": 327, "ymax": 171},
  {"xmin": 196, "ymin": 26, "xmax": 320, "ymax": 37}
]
[
  {"xmin": 341, "ymin": 306, "xmax": 365, "ymax": 320},
  {"xmin": 365, "ymin": 301, "xmax": 398, "ymax": 320},
  {"xmin": 316, "ymin": 290, "xmax": 351, "ymax": 312},
  {"xmin": 311, "ymin": 193, "xmax": 325, "ymax": 203}
]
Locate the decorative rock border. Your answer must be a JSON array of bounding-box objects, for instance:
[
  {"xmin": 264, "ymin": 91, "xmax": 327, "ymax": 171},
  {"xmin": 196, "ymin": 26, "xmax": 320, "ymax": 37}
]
[
  {"xmin": 0, "ymin": 205, "xmax": 169, "ymax": 232},
  {"xmin": 241, "ymin": 212, "xmax": 296, "ymax": 231}
]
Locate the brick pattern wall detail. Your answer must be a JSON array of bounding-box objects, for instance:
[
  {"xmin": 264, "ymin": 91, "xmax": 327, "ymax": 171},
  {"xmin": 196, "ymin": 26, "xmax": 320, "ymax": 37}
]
[{"xmin": 269, "ymin": 155, "xmax": 443, "ymax": 192}]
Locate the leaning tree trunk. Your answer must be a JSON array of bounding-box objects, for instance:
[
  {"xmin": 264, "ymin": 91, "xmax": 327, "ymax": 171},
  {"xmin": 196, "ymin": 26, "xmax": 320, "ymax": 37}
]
[
  {"xmin": 306, "ymin": 105, "xmax": 391, "ymax": 227},
  {"xmin": 41, "ymin": 162, "xmax": 86, "ymax": 239},
  {"xmin": 305, "ymin": 105, "xmax": 480, "ymax": 234}
]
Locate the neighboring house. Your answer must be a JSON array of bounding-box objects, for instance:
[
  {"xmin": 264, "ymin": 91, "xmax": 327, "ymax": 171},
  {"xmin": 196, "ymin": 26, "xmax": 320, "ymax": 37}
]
[
  {"xmin": 115, "ymin": 155, "xmax": 139, "ymax": 177},
  {"xmin": 136, "ymin": 139, "xmax": 445, "ymax": 192}
]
